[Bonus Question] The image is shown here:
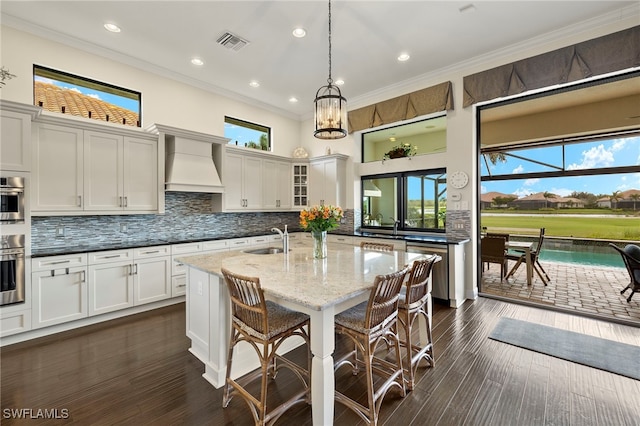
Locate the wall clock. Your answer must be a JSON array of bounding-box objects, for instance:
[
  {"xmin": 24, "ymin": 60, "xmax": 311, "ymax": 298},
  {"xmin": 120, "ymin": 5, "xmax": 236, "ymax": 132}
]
[{"xmin": 450, "ymin": 171, "xmax": 469, "ymax": 189}]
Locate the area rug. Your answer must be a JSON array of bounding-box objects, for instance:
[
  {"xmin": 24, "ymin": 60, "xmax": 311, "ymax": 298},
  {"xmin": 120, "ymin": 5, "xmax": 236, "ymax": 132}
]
[{"xmin": 489, "ymin": 317, "xmax": 640, "ymax": 381}]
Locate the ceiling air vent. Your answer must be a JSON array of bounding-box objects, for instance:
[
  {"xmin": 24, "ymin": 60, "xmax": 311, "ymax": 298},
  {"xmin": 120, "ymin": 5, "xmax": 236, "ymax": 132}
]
[{"xmin": 216, "ymin": 31, "xmax": 249, "ymax": 51}]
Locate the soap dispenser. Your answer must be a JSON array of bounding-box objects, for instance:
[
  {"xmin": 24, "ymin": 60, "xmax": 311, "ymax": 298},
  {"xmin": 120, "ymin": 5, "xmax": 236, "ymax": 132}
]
[{"xmin": 283, "ymin": 225, "xmax": 289, "ymax": 253}]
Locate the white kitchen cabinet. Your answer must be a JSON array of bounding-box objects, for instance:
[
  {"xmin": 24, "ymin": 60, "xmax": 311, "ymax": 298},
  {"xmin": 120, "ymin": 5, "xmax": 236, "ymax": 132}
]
[
  {"xmin": 171, "ymin": 242, "xmax": 204, "ymax": 297},
  {"xmin": 292, "ymin": 163, "xmax": 309, "ymax": 208},
  {"xmin": 262, "ymin": 159, "xmax": 292, "ymax": 209},
  {"xmin": 0, "ymin": 309, "xmax": 32, "ymax": 337},
  {"xmin": 87, "ymin": 249, "xmax": 135, "ymax": 316},
  {"xmin": 31, "ymin": 266, "xmax": 88, "ymax": 329},
  {"xmin": 32, "ymin": 123, "xmax": 84, "ymax": 212},
  {"xmin": 0, "ymin": 101, "xmax": 39, "ymax": 172},
  {"xmin": 309, "ymin": 154, "xmax": 347, "ymax": 207},
  {"xmin": 223, "ymin": 151, "xmax": 263, "ymax": 210},
  {"xmin": 133, "ymin": 246, "xmax": 171, "ymax": 305},
  {"xmin": 32, "ymin": 117, "xmax": 159, "ymax": 215},
  {"xmin": 83, "ymin": 130, "xmax": 124, "ymax": 211}
]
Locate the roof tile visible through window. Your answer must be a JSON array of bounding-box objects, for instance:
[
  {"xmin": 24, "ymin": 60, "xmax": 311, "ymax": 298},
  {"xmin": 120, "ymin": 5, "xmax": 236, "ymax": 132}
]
[{"xmin": 35, "ymin": 81, "xmax": 140, "ymax": 126}]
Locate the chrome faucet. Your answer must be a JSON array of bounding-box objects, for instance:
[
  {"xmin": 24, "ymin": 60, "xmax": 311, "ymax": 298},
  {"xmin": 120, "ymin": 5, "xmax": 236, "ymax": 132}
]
[
  {"xmin": 391, "ymin": 217, "xmax": 401, "ymax": 235},
  {"xmin": 271, "ymin": 225, "xmax": 289, "ymax": 253}
]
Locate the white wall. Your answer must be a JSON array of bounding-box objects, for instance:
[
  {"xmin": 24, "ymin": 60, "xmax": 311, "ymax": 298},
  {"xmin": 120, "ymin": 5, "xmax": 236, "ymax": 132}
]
[{"xmin": 0, "ymin": 26, "xmax": 301, "ymax": 157}]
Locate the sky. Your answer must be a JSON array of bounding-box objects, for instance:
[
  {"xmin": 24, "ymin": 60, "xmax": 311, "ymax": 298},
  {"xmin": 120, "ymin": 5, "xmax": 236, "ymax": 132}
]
[{"xmin": 480, "ymin": 136, "xmax": 640, "ymax": 198}]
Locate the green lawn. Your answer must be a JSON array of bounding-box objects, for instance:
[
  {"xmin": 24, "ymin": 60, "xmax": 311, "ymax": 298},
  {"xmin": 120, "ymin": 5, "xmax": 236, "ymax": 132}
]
[{"xmin": 481, "ymin": 215, "xmax": 640, "ymax": 240}]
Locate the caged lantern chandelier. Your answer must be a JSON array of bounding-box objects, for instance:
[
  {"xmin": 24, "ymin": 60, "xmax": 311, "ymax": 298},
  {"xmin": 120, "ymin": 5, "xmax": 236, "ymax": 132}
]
[{"xmin": 314, "ymin": 0, "xmax": 347, "ymax": 139}]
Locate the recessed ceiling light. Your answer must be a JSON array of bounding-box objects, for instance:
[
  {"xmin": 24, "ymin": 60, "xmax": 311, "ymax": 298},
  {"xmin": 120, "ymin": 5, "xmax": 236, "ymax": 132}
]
[
  {"xmin": 335, "ymin": 79, "xmax": 345, "ymax": 86},
  {"xmin": 191, "ymin": 58, "xmax": 204, "ymax": 66},
  {"xmin": 397, "ymin": 53, "xmax": 410, "ymax": 62},
  {"xmin": 249, "ymin": 80, "xmax": 260, "ymax": 88},
  {"xmin": 390, "ymin": 137, "xmax": 396, "ymax": 142},
  {"xmin": 104, "ymin": 23, "xmax": 121, "ymax": 33},
  {"xmin": 289, "ymin": 97, "xmax": 299, "ymax": 103},
  {"xmin": 292, "ymin": 28, "xmax": 306, "ymax": 38}
]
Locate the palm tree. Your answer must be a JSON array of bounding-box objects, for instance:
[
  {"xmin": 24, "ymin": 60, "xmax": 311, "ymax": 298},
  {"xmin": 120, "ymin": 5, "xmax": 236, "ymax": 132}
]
[
  {"xmin": 610, "ymin": 190, "xmax": 622, "ymax": 209},
  {"xmin": 542, "ymin": 191, "xmax": 554, "ymax": 209},
  {"xmin": 486, "ymin": 152, "xmax": 506, "ymax": 165},
  {"xmin": 629, "ymin": 193, "xmax": 640, "ymax": 210}
]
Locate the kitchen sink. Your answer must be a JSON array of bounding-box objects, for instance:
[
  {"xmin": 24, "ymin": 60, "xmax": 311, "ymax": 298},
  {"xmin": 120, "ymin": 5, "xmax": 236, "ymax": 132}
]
[{"xmin": 243, "ymin": 247, "xmax": 285, "ymax": 255}]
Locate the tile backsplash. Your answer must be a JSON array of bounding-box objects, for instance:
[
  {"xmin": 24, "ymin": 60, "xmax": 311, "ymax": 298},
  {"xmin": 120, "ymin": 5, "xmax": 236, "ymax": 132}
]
[{"xmin": 31, "ymin": 192, "xmax": 355, "ymax": 250}]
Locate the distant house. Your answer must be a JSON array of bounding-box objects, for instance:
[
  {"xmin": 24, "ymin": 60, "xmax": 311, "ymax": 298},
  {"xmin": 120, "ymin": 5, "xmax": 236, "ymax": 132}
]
[
  {"xmin": 480, "ymin": 191, "xmax": 514, "ymax": 209},
  {"xmin": 554, "ymin": 196, "xmax": 585, "ymax": 208},
  {"xmin": 616, "ymin": 189, "xmax": 640, "ymax": 209},
  {"xmin": 596, "ymin": 197, "xmax": 611, "ymax": 208},
  {"xmin": 512, "ymin": 192, "xmax": 559, "ymax": 209}
]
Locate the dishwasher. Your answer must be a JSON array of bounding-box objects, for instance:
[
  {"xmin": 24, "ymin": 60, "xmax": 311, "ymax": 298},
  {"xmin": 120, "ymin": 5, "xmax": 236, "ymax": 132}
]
[{"xmin": 406, "ymin": 243, "xmax": 449, "ymax": 303}]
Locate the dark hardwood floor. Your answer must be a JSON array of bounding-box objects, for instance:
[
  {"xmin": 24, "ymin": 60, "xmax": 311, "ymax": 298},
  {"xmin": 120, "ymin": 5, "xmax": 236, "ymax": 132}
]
[{"xmin": 2, "ymin": 298, "xmax": 639, "ymax": 425}]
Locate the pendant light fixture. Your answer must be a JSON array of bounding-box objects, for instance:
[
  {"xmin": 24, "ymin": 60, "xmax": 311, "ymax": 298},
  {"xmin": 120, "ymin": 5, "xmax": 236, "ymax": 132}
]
[{"xmin": 314, "ymin": 0, "xmax": 347, "ymax": 139}]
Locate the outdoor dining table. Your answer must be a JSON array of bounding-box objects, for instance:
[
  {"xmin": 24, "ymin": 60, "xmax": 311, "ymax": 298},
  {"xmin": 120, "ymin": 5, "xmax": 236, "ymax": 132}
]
[
  {"xmin": 506, "ymin": 240, "xmax": 534, "ymax": 285},
  {"xmin": 178, "ymin": 245, "xmax": 429, "ymax": 426}
]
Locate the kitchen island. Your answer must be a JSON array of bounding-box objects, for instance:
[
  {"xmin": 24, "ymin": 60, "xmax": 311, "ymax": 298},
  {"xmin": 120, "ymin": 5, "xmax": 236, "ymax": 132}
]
[{"xmin": 178, "ymin": 244, "xmax": 429, "ymax": 426}]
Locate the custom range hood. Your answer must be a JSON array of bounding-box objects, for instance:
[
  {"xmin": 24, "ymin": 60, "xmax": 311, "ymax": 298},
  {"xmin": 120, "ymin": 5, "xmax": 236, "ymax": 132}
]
[{"xmin": 148, "ymin": 124, "xmax": 227, "ymax": 193}]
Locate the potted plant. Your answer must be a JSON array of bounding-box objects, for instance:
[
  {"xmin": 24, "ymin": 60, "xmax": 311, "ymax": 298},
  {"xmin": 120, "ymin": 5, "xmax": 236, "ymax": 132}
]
[{"xmin": 383, "ymin": 143, "xmax": 417, "ymax": 160}]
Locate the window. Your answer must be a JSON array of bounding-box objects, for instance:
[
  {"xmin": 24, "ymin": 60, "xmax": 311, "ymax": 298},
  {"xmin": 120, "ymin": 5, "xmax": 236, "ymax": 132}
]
[
  {"xmin": 224, "ymin": 116, "xmax": 271, "ymax": 151},
  {"xmin": 361, "ymin": 115, "xmax": 446, "ymax": 163},
  {"xmin": 362, "ymin": 168, "xmax": 446, "ymax": 232},
  {"xmin": 33, "ymin": 65, "xmax": 141, "ymax": 127}
]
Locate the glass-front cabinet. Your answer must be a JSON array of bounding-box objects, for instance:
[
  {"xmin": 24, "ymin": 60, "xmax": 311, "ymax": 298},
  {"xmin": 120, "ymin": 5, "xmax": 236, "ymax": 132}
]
[{"xmin": 293, "ymin": 163, "xmax": 308, "ymax": 208}]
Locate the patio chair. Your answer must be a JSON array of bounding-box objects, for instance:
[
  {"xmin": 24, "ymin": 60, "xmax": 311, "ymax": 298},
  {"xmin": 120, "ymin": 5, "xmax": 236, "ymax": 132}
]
[
  {"xmin": 481, "ymin": 235, "xmax": 508, "ymax": 280},
  {"xmin": 609, "ymin": 243, "xmax": 640, "ymax": 302},
  {"xmin": 505, "ymin": 228, "xmax": 550, "ymax": 285}
]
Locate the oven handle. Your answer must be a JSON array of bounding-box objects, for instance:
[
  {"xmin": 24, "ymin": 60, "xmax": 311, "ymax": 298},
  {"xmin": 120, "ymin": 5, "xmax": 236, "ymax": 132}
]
[
  {"xmin": 0, "ymin": 188, "xmax": 24, "ymax": 194},
  {"xmin": 0, "ymin": 249, "xmax": 24, "ymax": 258}
]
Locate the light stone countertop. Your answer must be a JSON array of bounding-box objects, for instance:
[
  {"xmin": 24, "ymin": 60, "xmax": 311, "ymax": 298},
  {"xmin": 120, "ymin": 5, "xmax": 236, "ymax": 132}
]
[{"xmin": 178, "ymin": 245, "xmax": 429, "ymax": 311}]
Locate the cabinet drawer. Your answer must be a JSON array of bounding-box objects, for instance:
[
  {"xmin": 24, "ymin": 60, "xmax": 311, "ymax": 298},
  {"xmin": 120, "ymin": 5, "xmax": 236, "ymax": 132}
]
[
  {"xmin": 328, "ymin": 235, "xmax": 353, "ymax": 245},
  {"xmin": 172, "ymin": 275, "xmax": 187, "ymax": 297},
  {"xmin": 0, "ymin": 309, "xmax": 32, "ymax": 337},
  {"xmin": 249, "ymin": 236, "xmax": 270, "ymax": 246},
  {"xmin": 172, "ymin": 252, "xmax": 200, "ymax": 276},
  {"xmin": 202, "ymin": 240, "xmax": 228, "ymax": 251},
  {"xmin": 134, "ymin": 245, "xmax": 171, "ymax": 259},
  {"xmin": 32, "ymin": 253, "xmax": 87, "ymax": 272},
  {"xmin": 88, "ymin": 249, "xmax": 134, "ymax": 265},
  {"xmin": 226, "ymin": 238, "xmax": 250, "ymax": 250},
  {"xmin": 171, "ymin": 242, "xmax": 203, "ymax": 255}
]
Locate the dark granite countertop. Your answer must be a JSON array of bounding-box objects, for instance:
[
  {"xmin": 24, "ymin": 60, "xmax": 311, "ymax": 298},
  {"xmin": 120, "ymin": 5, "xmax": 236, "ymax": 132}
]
[{"xmin": 31, "ymin": 230, "xmax": 468, "ymax": 258}]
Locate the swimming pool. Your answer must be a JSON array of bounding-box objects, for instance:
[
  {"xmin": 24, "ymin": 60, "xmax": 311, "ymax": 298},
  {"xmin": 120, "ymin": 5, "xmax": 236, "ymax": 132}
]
[{"xmin": 539, "ymin": 248, "xmax": 625, "ymax": 268}]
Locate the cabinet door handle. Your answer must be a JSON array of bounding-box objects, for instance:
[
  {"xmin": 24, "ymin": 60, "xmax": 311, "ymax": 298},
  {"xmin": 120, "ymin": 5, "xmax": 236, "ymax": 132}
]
[
  {"xmin": 49, "ymin": 259, "xmax": 70, "ymax": 265},
  {"xmin": 79, "ymin": 270, "xmax": 86, "ymax": 282},
  {"xmin": 134, "ymin": 264, "xmax": 138, "ymax": 275},
  {"xmin": 176, "ymin": 284, "xmax": 187, "ymax": 288},
  {"xmin": 124, "ymin": 196, "xmax": 128, "ymax": 207},
  {"xmin": 142, "ymin": 250, "xmax": 160, "ymax": 255},
  {"xmin": 78, "ymin": 195, "xmax": 82, "ymax": 207},
  {"xmin": 103, "ymin": 254, "xmax": 121, "ymax": 259},
  {"xmin": 128, "ymin": 265, "xmax": 133, "ymax": 276},
  {"xmin": 176, "ymin": 262, "xmax": 184, "ymax": 267},
  {"xmin": 119, "ymin": 196, "xmax": 123, "ymax": 207}
]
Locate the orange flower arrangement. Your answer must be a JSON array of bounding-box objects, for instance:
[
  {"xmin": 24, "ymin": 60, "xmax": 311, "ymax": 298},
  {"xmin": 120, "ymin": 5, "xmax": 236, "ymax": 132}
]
[{"xmin": 299, "ymin": 205, "xmax": 343, "ymax": 232}]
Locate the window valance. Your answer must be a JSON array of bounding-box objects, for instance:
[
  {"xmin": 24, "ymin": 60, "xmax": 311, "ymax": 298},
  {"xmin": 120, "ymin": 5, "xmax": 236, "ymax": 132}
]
[
  {"xmin": 463, "ymin": 26, "xmax": 640, "ymax": 108},
  {"xmin": 348, "ymin": 81, "xmax": 453, "ymax": 133}
]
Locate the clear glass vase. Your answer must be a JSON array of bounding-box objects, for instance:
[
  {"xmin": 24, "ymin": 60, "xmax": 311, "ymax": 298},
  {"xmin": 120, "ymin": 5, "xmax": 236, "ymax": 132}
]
[{"xmin": 312, "ymin": 231, "xmax": 327, "ymax": 259}]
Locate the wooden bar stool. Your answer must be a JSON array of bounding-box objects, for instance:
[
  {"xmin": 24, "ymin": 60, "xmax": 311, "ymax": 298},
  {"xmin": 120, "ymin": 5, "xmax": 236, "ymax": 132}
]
[
  {"xmin": 221, "ymin": 268, "xmax": 311, "ymax": 426},
  {"xmin": 334, "ymin": 266, "xmax": 409, "ymax": 425},
  {"xmin": 397, "ymin": 255, "xmax": 441, "ymax": 390}
]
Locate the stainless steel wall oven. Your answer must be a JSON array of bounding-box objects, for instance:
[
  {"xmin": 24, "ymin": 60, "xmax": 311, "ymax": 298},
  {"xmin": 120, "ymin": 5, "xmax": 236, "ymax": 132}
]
[
  {"xmin": 1, "ymin": 235, "xmax": 25, "ymax": 306},
  {"xmin": 0, "ymin": 177, "xmax": 25, "ymax": 223}
]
